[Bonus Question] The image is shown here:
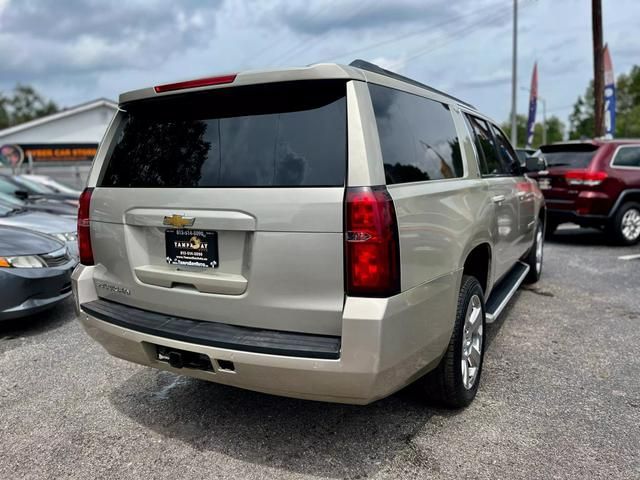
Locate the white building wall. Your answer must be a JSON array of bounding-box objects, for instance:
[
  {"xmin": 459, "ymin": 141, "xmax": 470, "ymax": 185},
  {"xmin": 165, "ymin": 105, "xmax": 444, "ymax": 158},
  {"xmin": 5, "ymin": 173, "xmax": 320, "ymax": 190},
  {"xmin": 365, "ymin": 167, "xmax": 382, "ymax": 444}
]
[{"xmin": 0, "ymin": 105, "xmax": 116, "ymax": 144}]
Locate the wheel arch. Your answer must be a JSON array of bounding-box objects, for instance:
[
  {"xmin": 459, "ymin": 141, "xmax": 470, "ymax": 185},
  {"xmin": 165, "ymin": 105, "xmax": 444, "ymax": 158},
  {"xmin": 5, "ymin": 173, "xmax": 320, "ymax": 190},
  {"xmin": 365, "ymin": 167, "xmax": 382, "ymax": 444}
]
[
  {"xmin": 460, "ymin": 242, "xmax": 492, "ymax": 295},
  {"xmin": 608, "ymin": 189, "xmax": 640, "ymax": 217}
]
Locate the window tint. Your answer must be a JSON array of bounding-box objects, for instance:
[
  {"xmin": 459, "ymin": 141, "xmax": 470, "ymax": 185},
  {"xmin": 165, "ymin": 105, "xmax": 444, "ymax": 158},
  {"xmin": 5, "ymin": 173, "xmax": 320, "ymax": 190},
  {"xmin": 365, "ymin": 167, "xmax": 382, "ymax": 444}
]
[
  {"xmin": 369, "ymin": 84, "xmax": 463, "ymax": 184},
  {"xmin": 466, "ymin": 115, "xmax": 503, "ymax": 175},
  {"xmin": 491, "ymin": 125, "xmax": 522, "ymax": 175},
  {"xmin": 539, "ymin": 144, "xmax": 599, "ymax": 168},
  {"xmin": 100, "ymin": 81, "xmax": 347, "ymax": 188},
  {"xmin": 613, "ymin": 146, "xmax": 640, "ymax": 167}
]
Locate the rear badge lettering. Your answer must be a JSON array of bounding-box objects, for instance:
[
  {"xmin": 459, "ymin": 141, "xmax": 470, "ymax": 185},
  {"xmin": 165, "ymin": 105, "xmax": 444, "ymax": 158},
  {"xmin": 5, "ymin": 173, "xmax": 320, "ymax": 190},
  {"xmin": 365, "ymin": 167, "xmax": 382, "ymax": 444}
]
[{"xmin": 96, "ymin": 282, "xmax": 131, "ymax": 296}]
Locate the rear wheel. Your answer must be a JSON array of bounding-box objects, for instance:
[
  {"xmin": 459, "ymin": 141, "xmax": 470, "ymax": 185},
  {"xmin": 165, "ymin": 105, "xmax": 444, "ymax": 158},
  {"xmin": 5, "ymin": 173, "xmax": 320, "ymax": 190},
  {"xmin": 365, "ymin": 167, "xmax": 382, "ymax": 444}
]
[
  {"xmin": 523, "ymin": 222, "xmax": 543, "ymax": 284},
  {"xmin": 422, "ymin": 275, "xmax": 485, "ymax": 409},
  {"xmin": 610, "ymin": 202, "xmax": 640, "ymax": 245}
]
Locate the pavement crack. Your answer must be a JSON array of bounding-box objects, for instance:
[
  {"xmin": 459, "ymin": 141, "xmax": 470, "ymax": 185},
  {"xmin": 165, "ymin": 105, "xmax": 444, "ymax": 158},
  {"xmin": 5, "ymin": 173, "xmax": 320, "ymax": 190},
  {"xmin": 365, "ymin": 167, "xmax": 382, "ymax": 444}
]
[{"xmin": 522, "ymin": 286, "xmax": 555, "ymax": 297}]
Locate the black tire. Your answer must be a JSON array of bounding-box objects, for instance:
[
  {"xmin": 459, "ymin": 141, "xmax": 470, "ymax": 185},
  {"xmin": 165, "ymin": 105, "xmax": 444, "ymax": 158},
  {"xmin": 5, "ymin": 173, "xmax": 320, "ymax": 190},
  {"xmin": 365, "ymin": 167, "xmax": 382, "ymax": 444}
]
[
  {"xmin": 608, "ymin": 202, "xmax": 640, "ymax": 246},
  {"xmin": 422, "ymin": 275, "xmax": 486, "ymax": 409},
  {"xmin": 523, "ymin": 222, "xmax": 543, "ymax": 284}
]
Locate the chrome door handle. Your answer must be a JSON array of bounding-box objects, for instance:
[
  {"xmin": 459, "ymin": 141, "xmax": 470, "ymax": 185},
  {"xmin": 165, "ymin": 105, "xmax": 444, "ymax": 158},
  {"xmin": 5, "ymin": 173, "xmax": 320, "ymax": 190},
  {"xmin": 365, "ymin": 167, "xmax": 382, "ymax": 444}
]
[{"xmin": 492, "ymin": 195, "xmax": 506, "ymax": 204}]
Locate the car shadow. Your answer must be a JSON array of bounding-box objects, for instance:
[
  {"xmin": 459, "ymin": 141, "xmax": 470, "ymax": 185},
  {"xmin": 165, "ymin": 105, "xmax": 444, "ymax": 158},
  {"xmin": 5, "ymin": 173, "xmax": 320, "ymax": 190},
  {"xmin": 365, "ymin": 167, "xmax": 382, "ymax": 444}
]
[
  {"xmin": 109, "ymin": 366, "xmax": 463, "ymax": 478},
  {"xmin": 0, "ymin": 297, "xmax": 75, "ymax": 338},
  {"xmin": 547, "ymin": 226, "xmax": 611, "ymax": 246}
]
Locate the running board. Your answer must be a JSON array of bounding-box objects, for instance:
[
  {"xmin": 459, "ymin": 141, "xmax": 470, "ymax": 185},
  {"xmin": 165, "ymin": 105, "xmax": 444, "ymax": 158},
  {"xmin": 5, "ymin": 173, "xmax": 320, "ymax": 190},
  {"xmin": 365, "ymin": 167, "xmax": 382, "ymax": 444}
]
[{"xmin": 485, "ymin": 261, "xmax": 530, "ymax": 323}]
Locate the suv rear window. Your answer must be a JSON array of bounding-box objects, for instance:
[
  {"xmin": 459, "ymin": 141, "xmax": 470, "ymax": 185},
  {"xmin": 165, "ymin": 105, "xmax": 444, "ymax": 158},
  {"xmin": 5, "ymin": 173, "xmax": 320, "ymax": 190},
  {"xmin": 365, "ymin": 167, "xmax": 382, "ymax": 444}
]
[
  {"xmin": 539, "ymin": 144, "xmax": 599, "ymax": 168},
  {"xmin": 99, "ymin": 81, "xmax": 347, "ymax": 188}
]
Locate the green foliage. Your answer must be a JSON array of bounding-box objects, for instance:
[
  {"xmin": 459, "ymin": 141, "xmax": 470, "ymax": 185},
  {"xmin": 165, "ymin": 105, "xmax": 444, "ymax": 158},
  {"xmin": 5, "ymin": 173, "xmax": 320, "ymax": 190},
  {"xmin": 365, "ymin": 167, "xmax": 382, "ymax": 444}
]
[
  {"xmin": 569, "ymin": 65, "xmax": 640, "ymax": 139},
  {"xmin": 501, "ymin": 114, "xmax": 565, "ymax": 148},
  {"xmin": 0, "ymin": 84, "xmax": 58, "ymax": 130}
]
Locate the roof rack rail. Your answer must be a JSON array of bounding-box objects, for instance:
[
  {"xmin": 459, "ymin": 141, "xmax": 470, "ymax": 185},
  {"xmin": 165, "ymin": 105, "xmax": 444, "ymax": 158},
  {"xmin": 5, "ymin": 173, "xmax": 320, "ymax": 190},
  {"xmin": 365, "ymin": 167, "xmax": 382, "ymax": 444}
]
[{"xmin": 349, "ymin": 59, "xmax": 476, "ymax": 110}]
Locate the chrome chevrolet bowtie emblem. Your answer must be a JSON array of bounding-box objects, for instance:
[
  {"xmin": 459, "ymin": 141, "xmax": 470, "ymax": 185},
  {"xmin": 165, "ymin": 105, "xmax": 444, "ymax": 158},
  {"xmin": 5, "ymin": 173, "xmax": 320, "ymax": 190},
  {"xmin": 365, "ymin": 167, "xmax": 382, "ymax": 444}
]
[{"xmin": 163, "ymin": 214, "xmax": 195, "ymax": 228}]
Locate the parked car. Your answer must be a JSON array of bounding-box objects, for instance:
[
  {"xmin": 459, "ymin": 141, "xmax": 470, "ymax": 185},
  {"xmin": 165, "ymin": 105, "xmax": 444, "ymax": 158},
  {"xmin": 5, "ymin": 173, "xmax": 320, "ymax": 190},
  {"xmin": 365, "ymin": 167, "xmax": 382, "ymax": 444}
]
[
  {"xmin": 0, "ymin": 191, "xmax": 77, "ymax": 218},
  {"xmin": 72, "ymin": 60, "xmax": 545, "ymax": 408},
  {"xmin": 515, "ymin": 147, "xmax": 536, "ymax": 165},
  {"xmin": 0, "ymin": 225, "xmax": 76, "ymax": 321},
  {"xmin": 0, "ymin": 201, "xmax": 78, "ymax": 257},
  {"xmin": 528, "ymin": 140, "xmax": 640, "ymax": 244},
  {"xmin": 17, "ymin": 174, "xmax": 82, "ymax": 197},
  {"xmin": 0, "ymin": 174, "xmax": 78, "ymax": 205}
]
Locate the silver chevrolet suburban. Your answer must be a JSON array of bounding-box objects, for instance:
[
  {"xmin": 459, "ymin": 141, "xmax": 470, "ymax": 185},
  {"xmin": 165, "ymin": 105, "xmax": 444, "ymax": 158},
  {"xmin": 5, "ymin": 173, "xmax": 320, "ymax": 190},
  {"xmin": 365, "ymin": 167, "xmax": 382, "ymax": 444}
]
[{"xmin": 72, "ymin": 60, "xmax": 545, "ymax": 408}]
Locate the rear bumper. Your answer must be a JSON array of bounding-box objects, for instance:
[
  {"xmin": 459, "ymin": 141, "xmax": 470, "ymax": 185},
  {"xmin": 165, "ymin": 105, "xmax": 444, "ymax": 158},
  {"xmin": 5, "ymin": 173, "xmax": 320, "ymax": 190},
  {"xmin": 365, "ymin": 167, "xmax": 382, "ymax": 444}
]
[
  {"xmin": 72, "ymin": 265, "xmax": 459, "ymax": 404},
  {"xmin": 0, "ymin": 260, "xmax": 76, "ymax": 320}
]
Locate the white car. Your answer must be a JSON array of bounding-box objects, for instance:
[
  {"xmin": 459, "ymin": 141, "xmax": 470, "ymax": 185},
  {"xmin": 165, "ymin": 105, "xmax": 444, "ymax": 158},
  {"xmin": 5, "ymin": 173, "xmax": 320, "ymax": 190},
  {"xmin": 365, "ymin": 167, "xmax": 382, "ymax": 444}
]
[{"xmin": 18, "ymin": 175, "xmax": 82, "ymax": 197}]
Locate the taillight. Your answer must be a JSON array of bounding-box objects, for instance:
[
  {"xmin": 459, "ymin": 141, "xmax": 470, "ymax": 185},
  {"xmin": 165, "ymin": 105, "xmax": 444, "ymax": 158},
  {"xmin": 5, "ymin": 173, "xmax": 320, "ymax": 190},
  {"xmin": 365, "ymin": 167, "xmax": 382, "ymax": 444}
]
[
  {"xmin": 565, "ymin": 170, "xmax": 608, "ymax": 187},
  {"xmin": 345, "ymin": 186, "xmax": 400, "ymax": 297},
  {"xmin": 78, "ymin": 187, "xmax": 94, "ymax": 265},
  {"xmin": 154, "ymin": 74, "xmax": 237, "ymax": 93}
]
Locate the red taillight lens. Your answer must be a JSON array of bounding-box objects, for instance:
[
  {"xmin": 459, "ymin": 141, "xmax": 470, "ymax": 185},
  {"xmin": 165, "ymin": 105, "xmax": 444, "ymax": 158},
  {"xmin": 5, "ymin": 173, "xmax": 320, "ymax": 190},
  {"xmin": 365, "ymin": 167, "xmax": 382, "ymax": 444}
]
[
  {"xmin": 345, "ymin": 186, "xmax": 400, "ymax": 297},
  {"xmin": 154, "ymin": 74, "xmax": 237, "ymax": 93},
  {"xmin": 78, "ymin": 187, "xmax": 94, "ymax": 265},
  {"xmin": 565, "ymin": 170, "xmax": 608, "ymax": 186}
]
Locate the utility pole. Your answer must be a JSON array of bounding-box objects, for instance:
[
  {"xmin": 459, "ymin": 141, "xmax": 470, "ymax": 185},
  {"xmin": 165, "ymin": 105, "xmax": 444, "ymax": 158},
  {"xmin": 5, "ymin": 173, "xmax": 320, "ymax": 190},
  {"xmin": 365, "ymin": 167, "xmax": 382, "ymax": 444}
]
[
  {"xmin": 510, "ymin": 0, "xmax": 518, "ymax": 146},
  {"xmin": 540, "ymin": 97, "xmax": 547, "ymax": 145},
  {"xmin": 592, "ymin": 0, "xmax": 604, "ymax": 137}
]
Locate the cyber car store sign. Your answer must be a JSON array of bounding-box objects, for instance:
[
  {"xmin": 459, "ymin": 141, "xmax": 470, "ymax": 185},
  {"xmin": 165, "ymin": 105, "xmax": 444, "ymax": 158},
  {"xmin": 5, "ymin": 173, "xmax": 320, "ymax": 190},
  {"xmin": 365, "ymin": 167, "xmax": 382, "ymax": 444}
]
[{"xmin": 20, "ymin": 143, "xmax": 98, "ymax": 162}]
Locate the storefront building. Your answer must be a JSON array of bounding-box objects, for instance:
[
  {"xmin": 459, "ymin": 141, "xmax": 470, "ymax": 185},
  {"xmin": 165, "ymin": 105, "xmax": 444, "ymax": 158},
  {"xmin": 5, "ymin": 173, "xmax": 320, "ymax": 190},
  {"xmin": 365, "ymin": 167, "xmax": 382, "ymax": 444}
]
[{"xmin": 0, "ymin": 98, "xmax": 117, "ymax": 188}]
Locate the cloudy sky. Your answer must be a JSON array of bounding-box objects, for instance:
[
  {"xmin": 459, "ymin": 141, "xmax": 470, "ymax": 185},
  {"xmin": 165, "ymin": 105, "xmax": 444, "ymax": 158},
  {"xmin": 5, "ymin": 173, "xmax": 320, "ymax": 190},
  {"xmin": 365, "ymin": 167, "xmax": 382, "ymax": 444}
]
[{"xmin": 0, "ymin": 0, "xmax": 637, "ymax": 127}]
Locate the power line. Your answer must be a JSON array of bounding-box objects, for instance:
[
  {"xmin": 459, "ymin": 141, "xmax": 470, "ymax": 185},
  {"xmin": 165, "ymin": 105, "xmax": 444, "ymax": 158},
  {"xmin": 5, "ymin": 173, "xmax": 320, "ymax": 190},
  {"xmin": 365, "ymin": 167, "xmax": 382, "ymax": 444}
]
[
  {"xmin": 272, "ymin": 0, "xmax": 380, "ymax": 66},
  {"xmin": 244, "ymin": 0, "xmax": 343, "ymax": 67},
  {"xmin": 319, "ymin": 0, "xmax": 513, "ymax": 63},
  {"xmin": 399, "ymin": 3, "xmax": 534, "ymax": 65}
]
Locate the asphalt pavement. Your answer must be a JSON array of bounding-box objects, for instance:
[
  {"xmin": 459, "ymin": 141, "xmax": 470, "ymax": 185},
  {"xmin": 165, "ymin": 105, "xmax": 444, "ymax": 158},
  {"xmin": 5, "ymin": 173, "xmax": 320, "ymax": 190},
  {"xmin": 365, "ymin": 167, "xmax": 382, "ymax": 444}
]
[{"xmin": 1, "ymin": 227, "xmax": 639, "ymax": 480}]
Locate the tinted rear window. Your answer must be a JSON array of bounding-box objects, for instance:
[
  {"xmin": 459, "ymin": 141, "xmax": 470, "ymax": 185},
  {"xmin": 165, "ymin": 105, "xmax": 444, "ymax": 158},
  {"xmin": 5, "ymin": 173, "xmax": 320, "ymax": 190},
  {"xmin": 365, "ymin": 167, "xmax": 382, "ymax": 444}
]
[
  {"xmin": 539, "ymin": 144, "xmax": 599, "ymax": 168},
  {"xmin": 369, "ymin": 84, "xmax": 463, "ymax": 185},
  {"xmin": 100, "ymin": 81, "xmax": 347, "ymax": 188}
]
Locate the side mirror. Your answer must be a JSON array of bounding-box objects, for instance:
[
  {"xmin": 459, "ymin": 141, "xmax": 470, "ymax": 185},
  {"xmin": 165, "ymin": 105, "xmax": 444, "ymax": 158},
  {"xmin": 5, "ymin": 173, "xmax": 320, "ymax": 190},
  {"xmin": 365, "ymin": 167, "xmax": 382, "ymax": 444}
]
[
  {"xmin": 14, "ymin": 189, "xmax": 29, "ymax": 200},
  {"xmin": 525, "ymin": 156, "xmax": 546, "ymax": 172}
]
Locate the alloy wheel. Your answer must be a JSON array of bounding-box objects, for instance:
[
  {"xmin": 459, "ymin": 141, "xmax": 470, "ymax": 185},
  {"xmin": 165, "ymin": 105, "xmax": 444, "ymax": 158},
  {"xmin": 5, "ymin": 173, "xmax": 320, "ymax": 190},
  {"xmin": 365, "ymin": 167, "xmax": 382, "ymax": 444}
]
[
  {"xmin": 461, "ymin": 294, "xmax": 483, "ymax": 390},
  {"xmin": 621, "ymin": 208, "xmax": 640, "ymax": 242},
  {"xmin": 535, "ymin": 226, "xmax": 544, "ymax": 274}
]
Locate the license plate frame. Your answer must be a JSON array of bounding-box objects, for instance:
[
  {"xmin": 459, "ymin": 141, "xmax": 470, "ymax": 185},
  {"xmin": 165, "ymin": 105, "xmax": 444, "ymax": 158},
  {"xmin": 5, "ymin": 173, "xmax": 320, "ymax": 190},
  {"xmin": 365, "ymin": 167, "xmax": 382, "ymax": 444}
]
[{"xmin": 165, "ymin": 229, "xmax": 219, "ymax": 268}]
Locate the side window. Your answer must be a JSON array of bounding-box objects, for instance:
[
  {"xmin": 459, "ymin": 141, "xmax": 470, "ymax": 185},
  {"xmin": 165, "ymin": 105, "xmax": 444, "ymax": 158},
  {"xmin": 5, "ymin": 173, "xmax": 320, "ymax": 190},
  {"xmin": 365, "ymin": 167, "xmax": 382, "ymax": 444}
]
[
  {"xmin": 369, "ymin": 84, "xmax": 463, "ymax": 185},
  {"xmin": 466, "ymin": 115, "xmax": 504, "ymax": 175},
  {"xmin": 491, "ymin": 124, "xmax": 522, "ymax": 175},
  {"xmin": 612, "ymin": 147, "xmax": 640, "ymax": 167}
]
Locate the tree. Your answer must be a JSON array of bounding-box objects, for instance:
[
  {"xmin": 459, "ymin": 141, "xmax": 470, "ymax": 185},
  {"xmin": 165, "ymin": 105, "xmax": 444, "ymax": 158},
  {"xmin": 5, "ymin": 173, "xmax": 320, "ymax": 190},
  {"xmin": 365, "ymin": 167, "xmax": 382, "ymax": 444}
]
[
  {"xmin": 501, "ymin": 114, "xmax": 565, "ymax": 148},
  {"xmin": 0, "ymin": 84, "xmax": 59, "ymax": 130},
  {"xmin": 544, "ymin": 116, "xmax": 565, "ymax": 144},
  {"xmin": 569, "ymin": 64, "xmax": 640, "ymax": 139}
]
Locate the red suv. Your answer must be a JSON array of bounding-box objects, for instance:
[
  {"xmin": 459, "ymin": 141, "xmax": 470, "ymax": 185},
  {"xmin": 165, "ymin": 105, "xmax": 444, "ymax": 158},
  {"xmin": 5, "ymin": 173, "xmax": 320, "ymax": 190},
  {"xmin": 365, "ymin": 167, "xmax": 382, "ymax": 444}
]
[{"xmin": 528, "ymin": 140, "xmax": 640, "ymax": 245}]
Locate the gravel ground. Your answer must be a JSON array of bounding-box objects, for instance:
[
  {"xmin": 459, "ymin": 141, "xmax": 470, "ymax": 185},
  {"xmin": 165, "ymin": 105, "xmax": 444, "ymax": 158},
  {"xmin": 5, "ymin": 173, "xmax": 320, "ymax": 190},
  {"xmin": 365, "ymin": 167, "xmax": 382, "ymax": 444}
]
[{"xmin": 1, "ymin": 227, "xmax": 639, "ymax": 480}]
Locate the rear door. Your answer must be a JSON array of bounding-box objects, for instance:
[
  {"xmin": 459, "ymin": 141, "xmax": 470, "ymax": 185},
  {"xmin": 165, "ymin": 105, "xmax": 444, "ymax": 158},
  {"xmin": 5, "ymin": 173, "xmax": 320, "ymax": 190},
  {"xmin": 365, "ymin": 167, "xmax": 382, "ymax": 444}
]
[
  {"xmin": 464, "ymin": 115, "xmax": 520, "ymax": 280},
  {"xmin": 491, "ymin": 125, "xmax": 536, "ymax": 254},
  {"xmin": 89, "ymin": 80, "xmax": 348, "ymax": 336}
]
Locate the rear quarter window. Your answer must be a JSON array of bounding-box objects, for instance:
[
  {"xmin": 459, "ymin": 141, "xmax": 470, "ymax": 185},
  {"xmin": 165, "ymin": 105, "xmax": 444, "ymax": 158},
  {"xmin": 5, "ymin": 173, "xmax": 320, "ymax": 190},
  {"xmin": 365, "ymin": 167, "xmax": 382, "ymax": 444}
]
[
  {"xmin": 99, "ymin": 80, "xmax": 347, "ymax": 188},
  {"xmin": 612, "ymin": 146, "xmax": 640, "ymax": 168},
  {"xmin": 369, "ymin": 84, "xmax": 463, "ymax": 185}
]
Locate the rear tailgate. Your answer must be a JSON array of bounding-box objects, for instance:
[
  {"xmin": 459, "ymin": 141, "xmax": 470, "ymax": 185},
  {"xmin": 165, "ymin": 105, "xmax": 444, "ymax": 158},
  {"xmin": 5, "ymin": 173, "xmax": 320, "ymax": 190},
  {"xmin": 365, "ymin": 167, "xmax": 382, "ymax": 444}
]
[
  {"xmin": 533, "ymin": 144, "xmax": 600, "ymax": 210},
  {"xmin": 89, "ymin": 80, "xmax": 348, "ymax": 336}
]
